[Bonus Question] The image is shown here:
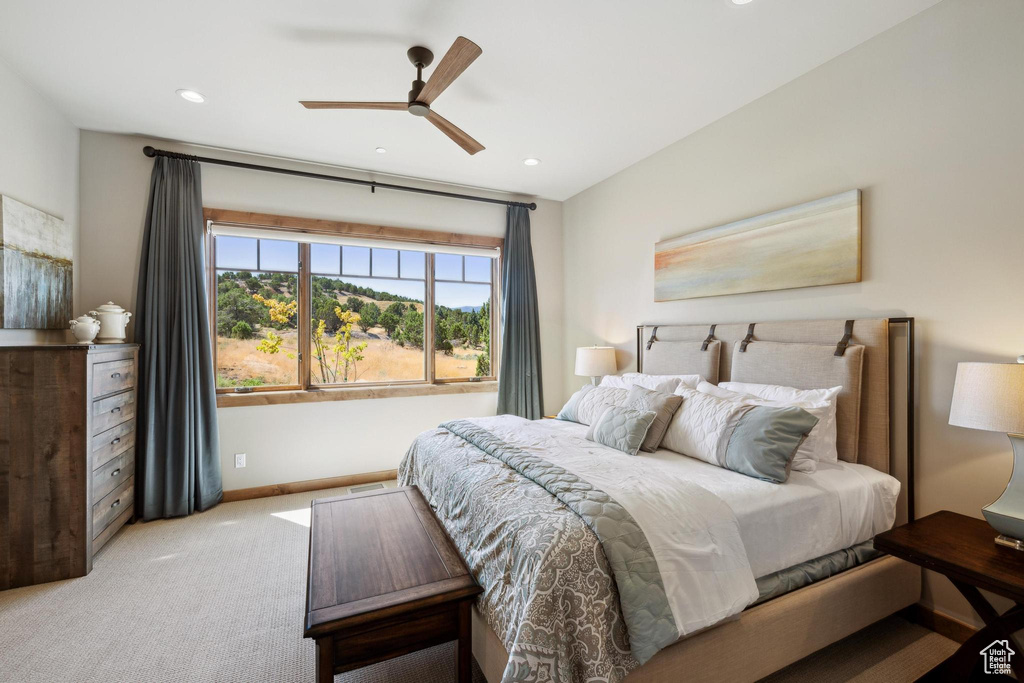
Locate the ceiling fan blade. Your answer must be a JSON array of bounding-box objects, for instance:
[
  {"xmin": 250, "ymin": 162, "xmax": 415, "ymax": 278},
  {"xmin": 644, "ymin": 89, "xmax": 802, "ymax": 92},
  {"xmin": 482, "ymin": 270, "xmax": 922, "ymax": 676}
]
[
  {"xmin": 300, "ymin": 101, "xmax": 407, "ymax": 110},
  {"xmin": 425, "ymin": 111, "xmax": 484, "ymax": 155},
  {"xmin": 417, "ymin": 37, "xmax": 482, "ymax": 105}
]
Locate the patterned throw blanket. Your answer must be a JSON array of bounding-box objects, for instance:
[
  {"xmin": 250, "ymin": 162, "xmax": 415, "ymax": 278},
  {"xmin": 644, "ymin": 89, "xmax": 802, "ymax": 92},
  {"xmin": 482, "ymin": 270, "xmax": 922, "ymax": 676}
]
[{"xmin": 399, "ymin": 415, "xmax": 758, "ymax": 683}]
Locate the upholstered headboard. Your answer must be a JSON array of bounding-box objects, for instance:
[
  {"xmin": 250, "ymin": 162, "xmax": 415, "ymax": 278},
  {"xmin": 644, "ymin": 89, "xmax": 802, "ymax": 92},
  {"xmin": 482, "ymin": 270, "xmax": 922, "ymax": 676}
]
[{"xmin": 636, "ymin": 318, "xmax": 915, "ymax": 522}]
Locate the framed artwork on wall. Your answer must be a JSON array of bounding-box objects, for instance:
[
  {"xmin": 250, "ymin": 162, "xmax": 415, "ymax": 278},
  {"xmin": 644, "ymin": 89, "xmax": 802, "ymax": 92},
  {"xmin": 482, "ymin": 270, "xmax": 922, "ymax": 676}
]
[
  {"xmin": 654, "ymin": 190, "xmax": 861, "ymax": 301},
  {"xmin": 0, "ymin": 195, "xmax": 73, "ymax": 329}
]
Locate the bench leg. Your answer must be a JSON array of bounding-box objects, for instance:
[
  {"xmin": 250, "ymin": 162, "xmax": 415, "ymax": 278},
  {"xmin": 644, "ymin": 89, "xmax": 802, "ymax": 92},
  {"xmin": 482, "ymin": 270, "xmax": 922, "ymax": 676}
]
[
  {"xmin": 457, "ymin": 600, "xmax": 472, "ymax": 683},
  {"xmin": 316, "ymin": 636, "xmax": 334, "ymax": 683}
]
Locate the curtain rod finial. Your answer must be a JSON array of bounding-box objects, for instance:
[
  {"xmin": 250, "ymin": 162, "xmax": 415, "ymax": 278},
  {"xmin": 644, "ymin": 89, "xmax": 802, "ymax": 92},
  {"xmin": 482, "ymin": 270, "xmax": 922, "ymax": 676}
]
[{"xmin": 143, "ymin": 146, "xmax": 157, "ymax": 158}]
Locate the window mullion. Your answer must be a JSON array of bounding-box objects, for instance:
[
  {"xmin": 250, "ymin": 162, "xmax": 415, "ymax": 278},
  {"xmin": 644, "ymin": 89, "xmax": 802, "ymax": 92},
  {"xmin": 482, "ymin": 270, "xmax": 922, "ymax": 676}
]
[
  {"xmin": 299, "ymin": 243, "xmax": 311, "ymax": 391},
  {"xmin": 425, "ymin": 252, "xmax": 436, "ymax": 384},
  {"xmin": 492, "ymin": 255, "xmax": 500, "ymax": 379}
]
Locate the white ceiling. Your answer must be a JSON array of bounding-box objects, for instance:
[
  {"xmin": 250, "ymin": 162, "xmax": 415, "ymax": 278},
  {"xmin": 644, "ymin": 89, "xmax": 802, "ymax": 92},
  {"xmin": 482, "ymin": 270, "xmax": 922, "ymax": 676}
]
[{"xmin": 0, "ymin": 0, "xmax": 939, "ymax": 201}]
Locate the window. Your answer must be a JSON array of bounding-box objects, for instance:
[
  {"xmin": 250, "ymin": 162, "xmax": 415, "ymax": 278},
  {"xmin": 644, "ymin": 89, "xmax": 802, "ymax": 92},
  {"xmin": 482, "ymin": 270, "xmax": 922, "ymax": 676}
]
[
  {"xmin": 214, "ymin": 236, "xmax": 300, "ymax": 389},
  {"xmin": 308, "ymin": 246, "xmax": 426, "ymax": 385},
  {"xmin": 208, "ymin": 213, "xmax": 500, "ymax": 396},
  {"xmin": 434, "ymin": 254, "xmax": 493, "ymax": 379}
]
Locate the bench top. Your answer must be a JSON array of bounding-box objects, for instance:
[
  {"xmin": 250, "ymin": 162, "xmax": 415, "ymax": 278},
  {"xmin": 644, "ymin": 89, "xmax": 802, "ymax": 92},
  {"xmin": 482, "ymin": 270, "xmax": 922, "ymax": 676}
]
[{"xmin": 304, "ymin": 486, "xmax": 481, "ymax": 638}]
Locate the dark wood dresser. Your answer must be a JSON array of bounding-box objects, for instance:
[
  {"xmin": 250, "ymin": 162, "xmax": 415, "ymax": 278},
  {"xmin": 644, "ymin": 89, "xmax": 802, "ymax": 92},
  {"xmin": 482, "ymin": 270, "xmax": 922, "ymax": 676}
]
[{"xmin": 0, "ymin": 343, "xmax": 139, "ymax": 590}]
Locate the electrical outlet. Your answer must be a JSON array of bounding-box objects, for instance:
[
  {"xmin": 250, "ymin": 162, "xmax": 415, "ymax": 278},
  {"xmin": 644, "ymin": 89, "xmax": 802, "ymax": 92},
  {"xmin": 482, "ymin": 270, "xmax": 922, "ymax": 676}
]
[{"xmin": 234, "ymin": 453, "xmax": 246, "ymax": 468}]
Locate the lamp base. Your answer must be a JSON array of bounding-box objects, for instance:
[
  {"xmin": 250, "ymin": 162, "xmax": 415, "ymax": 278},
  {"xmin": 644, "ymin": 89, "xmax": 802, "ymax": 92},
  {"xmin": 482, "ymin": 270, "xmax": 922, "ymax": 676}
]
[
  {"xmin": 994, "ymin": 534, "xmax": 1024, "ymax": 551},
  {"xmin": 983, "ymin": 434, "xmax": 1024, "ymax": 543}
]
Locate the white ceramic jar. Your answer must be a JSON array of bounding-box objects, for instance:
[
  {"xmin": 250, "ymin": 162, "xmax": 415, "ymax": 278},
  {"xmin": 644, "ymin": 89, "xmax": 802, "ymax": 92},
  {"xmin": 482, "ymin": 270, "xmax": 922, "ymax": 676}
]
[
  {"xmin": 89, "ymin": 302, "xmax": 133, "ymax": 343},
  {"xmin": 69, "ymin": 314, "xmax": 101, "ymax": 344}
]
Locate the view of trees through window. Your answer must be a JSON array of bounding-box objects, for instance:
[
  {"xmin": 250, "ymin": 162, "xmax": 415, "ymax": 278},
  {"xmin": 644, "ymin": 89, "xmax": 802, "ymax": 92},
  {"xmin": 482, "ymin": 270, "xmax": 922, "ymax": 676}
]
[
  {"xmin": 434, "ymin": 253, "xmax": 492, "ymax": 379},
  {"xmin": 213, "ymin": 233, "xmax": 495, "ymax": 390}
]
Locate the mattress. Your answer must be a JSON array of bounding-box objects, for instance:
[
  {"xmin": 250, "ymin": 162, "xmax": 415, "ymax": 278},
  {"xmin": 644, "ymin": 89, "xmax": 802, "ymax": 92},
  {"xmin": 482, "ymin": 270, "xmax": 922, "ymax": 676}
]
[{"xmin": 543, "ymin": 419, "xmax": 900, "ymax": 579}]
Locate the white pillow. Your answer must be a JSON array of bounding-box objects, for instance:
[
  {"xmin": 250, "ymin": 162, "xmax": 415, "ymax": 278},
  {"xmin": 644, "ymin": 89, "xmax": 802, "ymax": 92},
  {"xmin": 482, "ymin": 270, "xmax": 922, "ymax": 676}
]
[
  {"xmin": 556, "ymin": 384, "xmax": 629, "ymax": 425},
  {"xmin": 600, "ymin": 372, "xmax": 702, "ymax": 394},
  {"xmin": 719, "ymin": 382, "xmax": 841, "ymax": 467},
  {"xmin": 696, "ymin": 382, "xmax": 830, "ymax": 473},
  {"xmin": 660, "ymin": 386, "xmax": 747, "ymax": 464}
]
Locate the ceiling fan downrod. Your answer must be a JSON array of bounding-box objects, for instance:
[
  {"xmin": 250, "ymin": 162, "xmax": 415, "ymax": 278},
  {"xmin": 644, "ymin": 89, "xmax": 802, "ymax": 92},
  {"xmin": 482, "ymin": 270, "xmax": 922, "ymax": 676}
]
[{"xmin": 407, "ymin": 46, "xmax": 434, "ymax": 116}]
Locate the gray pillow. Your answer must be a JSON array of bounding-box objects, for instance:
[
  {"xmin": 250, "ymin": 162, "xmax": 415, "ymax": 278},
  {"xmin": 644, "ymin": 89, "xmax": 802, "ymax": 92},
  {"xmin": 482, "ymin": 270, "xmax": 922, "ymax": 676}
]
[
  {"xmin": 585, "ymin": 406, "xmax": 658, "ymax": 456},
  {"xmin": 557, "ymin": 384, "xmax": 629, "ymax": 425},
  {"xmin": 723, "ymin": 405, "xmax": 819, "ymax": 483},
  {"xmin": 622, "ymin": 386, "xmax": 684, "ymax": 452}
]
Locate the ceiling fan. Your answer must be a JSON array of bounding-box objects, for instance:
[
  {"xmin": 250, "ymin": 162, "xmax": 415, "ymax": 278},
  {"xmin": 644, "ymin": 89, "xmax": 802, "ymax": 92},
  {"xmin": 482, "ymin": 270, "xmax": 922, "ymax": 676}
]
[{"xmin": 300, "ymin": 37, "xmax": 485, "ymax": 155}]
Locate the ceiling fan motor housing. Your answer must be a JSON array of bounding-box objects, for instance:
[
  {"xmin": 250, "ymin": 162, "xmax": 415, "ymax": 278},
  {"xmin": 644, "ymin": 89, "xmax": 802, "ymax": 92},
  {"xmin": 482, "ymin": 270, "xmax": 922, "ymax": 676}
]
[{"xmin": 408, "ymin": 79, "xmax": 429, "ymax": 115}]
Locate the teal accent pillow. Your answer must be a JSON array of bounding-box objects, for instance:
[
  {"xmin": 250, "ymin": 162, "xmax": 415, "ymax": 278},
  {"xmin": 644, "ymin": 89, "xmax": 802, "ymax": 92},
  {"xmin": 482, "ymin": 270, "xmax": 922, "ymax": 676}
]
[
  {"xmin": 623, "ymin": 386, "xmax": 684, "ymax": 453},
  {"xmin": 585, "ymin": 406, "xmax": 658, "ymax": 456},
  {"xmin": 723, "ymin": 405, "xmax": 819, "ymax": 483}
]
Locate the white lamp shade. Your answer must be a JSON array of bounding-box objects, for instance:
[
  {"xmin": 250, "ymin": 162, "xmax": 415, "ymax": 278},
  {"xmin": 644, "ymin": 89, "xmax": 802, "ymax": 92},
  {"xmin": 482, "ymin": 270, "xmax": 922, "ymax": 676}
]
[
  {"xmin": 949, "ymin": 362, "xmax": 1024, "ymax": 434},
  {"xmin": 575, "ymin": 346, "xmax": 616, "ymax": 377}
]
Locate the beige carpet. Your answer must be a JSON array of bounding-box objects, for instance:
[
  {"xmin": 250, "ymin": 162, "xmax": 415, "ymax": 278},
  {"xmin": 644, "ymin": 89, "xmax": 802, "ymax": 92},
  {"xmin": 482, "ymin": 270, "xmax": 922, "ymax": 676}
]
[{"xmin": 0, "ymin": 483, "xmax": 956, "ymax": 682}]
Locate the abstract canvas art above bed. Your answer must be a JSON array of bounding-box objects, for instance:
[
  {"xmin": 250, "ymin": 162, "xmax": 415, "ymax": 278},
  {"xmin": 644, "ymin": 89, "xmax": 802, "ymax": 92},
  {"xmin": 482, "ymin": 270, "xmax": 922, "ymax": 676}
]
[
  {"xmin": 0, "ymin": 195, "xmax": 73, "ymax": 329},
  {"xmin": 654, "ymin": 190, "xmax": 861, "ymax": 301}
]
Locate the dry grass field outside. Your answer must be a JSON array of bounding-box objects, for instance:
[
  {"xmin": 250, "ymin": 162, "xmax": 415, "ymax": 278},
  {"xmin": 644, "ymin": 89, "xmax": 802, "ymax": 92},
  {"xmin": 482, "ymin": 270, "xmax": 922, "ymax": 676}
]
[{"xmin": 217, "ymin": 327, "xmax": 483, "ymax": 387}]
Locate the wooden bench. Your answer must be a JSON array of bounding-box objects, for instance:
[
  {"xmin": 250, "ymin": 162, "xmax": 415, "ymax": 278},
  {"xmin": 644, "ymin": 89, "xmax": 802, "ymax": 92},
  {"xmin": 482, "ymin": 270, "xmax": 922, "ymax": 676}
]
[{"xmin": 304, "ymin": 486, "xmax": 482, "ymax": 682}]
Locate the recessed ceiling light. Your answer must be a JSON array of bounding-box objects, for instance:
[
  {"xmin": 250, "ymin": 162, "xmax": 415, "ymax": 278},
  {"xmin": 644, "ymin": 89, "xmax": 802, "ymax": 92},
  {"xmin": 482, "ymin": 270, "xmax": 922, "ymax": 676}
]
[
  {"xmin": 176, "ymin": 89, "xmax": 206, "ymax": 103},
  {"xmin": 375, "ymin": 147, "xmax": 387, "ymax": 154},
  {"xmin": 732, "ymin": 0, "xmax": 754, "ymax": 4},
  {"xmin": 523, "ymin": 158, "xmax": 541, "ymax": 166}
]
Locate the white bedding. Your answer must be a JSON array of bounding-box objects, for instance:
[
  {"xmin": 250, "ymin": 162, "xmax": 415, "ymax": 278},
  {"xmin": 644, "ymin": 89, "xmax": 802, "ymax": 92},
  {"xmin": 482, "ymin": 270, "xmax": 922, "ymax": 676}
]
[
  {"xmin": 544, "ymin": 419, "xmax": 900, "ymax": 578},
  {"xmin": 472, "ymin": 415, "xmax": 758, "ymax": 640}
]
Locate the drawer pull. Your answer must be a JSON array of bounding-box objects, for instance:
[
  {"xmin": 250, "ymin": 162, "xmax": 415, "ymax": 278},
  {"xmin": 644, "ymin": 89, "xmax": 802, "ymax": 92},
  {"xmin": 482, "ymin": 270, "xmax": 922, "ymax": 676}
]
[
  {"xmin": 111, "ymin": 372, "xmax": 121, "ymax": 379},
  {"xmin": 111, "ymin": 437, "xmax": 121, "ymax": 445},
  {"xmin": 111, "ymin": 406, "xmax": 121, "ymax": 414},
  {"xmin": 111, "ymin": 499, "xmax": 121, "ymax": 509},
  {"xmin": 111, "ymin": 468, "xmax": 121, "ymax": 477}
]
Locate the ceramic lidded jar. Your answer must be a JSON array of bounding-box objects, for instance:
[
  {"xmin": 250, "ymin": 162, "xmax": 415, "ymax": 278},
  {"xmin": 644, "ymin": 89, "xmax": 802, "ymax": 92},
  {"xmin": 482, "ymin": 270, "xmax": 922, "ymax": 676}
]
[
  {"xmin": 89, "ymin": 302, "xmax": 132, "ymax": 343},
  {"xmin": 69, "ymin": 315, "xmax": 101, "ymax": 344}
]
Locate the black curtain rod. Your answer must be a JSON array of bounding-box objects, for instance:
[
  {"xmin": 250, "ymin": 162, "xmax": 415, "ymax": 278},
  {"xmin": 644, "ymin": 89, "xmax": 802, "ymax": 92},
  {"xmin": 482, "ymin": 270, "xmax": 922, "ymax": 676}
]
[{"xmin": 142, "ymin": 146, "xmax": 537, "ymax": 211}]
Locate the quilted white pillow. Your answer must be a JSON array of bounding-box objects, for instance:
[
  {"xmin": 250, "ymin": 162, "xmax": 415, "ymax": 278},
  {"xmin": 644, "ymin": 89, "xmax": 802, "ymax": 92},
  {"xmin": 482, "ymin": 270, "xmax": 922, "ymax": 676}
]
[
  {"xmin": 660, "ymin": 386, "xmax": 747, "ymax": 464},
  {"xmin": 719, "ymin": 382, "xmax": 841, "ymax": 466},
  {"xmin": 600, "ymin": 372, "xmax": 702, "ymax": 394},
  {"xmin": 556, "ymin": 384, "xmax": 629, "ymax": 425},
  {"xmin": 697, "ymin": 382, "xmax": 831, "ymax": 473}
]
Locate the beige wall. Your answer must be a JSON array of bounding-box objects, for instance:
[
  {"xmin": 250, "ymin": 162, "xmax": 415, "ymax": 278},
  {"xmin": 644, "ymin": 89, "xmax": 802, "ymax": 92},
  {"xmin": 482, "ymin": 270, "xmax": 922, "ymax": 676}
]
[
  {"xmin": 0, "ymin": 58, "xmax": 79, "ymax": 345},
  {"xmin": 562, "ymin": 0, "xmax": 1024, "ymax": 627},
  {"xmin": 79, "ymin": 130, "xmax": 563, "ymax": 490}
]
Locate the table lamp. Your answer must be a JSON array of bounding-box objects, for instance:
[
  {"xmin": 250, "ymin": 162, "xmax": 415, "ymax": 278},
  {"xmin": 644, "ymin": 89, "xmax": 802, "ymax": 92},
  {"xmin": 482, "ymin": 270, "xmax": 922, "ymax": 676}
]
[
  {"xmin": 949, "ymin": 361, "xmax": 1024, "ymax": 549},
  {"xmin": 575, "ymin": 346, "xmax": 616, "ymax": 385}
]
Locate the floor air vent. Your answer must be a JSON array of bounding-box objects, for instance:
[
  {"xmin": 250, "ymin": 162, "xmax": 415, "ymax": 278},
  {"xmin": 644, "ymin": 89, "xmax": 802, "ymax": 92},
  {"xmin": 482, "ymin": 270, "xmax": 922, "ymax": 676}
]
[{"xmin": 350, "ymin": 483, "xmax": 386, "ymax": 494}]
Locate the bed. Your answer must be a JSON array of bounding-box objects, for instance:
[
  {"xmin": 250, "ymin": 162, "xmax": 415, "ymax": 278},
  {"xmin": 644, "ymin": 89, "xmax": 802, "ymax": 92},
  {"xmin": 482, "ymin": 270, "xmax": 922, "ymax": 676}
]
[{"xmin": 399, "ymin": 317, "xmax": 919, "ymax": 683}]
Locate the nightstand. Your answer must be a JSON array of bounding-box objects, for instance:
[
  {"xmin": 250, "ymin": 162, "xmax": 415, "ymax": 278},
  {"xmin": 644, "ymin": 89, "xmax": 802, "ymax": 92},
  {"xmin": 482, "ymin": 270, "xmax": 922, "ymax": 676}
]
[{"xmin": 875, "ymin": 510, "xmax": 1024, "ymax": 681}]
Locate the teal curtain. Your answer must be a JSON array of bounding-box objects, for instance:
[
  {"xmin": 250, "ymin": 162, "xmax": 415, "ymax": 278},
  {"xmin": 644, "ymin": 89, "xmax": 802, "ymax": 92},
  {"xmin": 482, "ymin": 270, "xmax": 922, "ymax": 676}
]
[
  {"xmin": 135, "ymin": 155, "xmax": 222, "ymax": 519},
  {"xmin": 497, "ymin": 204, "xmax": 543, "ymax": 419}
]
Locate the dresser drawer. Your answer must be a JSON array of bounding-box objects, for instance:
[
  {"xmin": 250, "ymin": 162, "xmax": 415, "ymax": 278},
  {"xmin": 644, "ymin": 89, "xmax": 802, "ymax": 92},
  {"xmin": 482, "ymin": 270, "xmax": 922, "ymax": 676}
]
[
  {"xmin": 94, "ymin": 477, "xmax": 133, "ymax": 538},
  {"xmin": 93, "ymin": 503, "xmax": 133, "ymax": 557},
  {"xmin": 92, "ymin": 451, "xmax": 135, "ymax": 502},
  {"xmin": 92, "ymin": 419, "xmax": 136, "ymax": 471},
  {"xmin": 92, "ymin": 359, "xmax": 135, "ymax": 398},
  {"xmin": 92, "ymin": 390, "xmax": 136, "ymax": 435}
]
